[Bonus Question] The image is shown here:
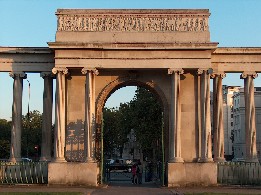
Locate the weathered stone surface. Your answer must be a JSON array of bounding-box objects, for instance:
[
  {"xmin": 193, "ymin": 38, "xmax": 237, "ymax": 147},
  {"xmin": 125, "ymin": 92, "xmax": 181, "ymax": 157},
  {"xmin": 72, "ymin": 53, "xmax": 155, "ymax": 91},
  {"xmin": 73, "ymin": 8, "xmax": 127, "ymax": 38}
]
[
  {"xmin": 56, "ymin": 9, "xmax": 209, "ymax": 33},
  {"xmin": 55, "ymin": 9, "xmax": 210, "ymax": 44},
  {"xmin": 48, "ymin": 162, "xmax": 98, "ymax": 186},
  {"xmin": 1, "ymin": 9, "xmax": 261, "ymax": 187},
  {"xmin": 168, "ymin": 162, "xmax": 217, "ymax": 186}
]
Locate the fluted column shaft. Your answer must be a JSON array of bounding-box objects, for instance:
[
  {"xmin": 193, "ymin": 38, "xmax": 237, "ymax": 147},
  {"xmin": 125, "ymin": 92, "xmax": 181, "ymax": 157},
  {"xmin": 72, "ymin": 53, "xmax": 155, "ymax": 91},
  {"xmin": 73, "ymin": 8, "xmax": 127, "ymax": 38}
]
[
  {"xmin": 40, "ymin": 72, "xmax": 53, "ymax": 162},
  {"xmin": 52, "ymin": 67, "xmax": 68, "ymax": 162},
  {"xmin": 9, "ymin": 72, "xmax": 27, "ymax": 162},
  {"xmin": 168, "ymin": 69, "xmax": 184, "ymax": 163},
  {"xmin": 241, "ymin": 72, "xmax": 259, "ymax": 162},
  {"xmin": 82, "ymin": 68, "xmax": 99, "ymax": 162},
  {"xmin": 211, "ymin": 73, "xmax": 226, "ymax": 162},
  {"xmin": 198, "ymin": 69, "xmax": 213, "ymax": 162}
]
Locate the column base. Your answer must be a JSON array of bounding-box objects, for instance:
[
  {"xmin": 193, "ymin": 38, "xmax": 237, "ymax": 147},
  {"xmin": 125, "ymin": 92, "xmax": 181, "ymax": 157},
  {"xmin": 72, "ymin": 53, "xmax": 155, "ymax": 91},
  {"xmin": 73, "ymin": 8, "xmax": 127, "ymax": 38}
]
[
  {"xmin": 198, "ymin": 157, "xmax": 213, "ymax": 163},
  {"xmin": 40, "ymin": 156, "xmax": 52, "ymax": 162},
  {"xmin": 214, "ymin": 157, "xmax": 226, "ymax": 163},
  {"xmin": 53, "ymin": 157, "xmax": 67, "ymax": 163},
  {"xmin": 9, "ymin": 157, "xmax": 22, "ymax": 163},
  {"xmin": 169, "ymin": 157, "xmax": 184, "ymax": 163},
  {"xmin": 85, "ymin": 157, "xmax": 94, "ymax": 163}
]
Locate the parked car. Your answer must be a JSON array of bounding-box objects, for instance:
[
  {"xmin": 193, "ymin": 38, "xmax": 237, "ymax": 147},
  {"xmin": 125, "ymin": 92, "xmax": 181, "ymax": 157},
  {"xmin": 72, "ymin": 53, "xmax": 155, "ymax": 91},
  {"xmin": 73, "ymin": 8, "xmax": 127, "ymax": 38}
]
[
  {"xmin": 125, "ymin": 159, "xmax": 132, "ymax": 164},
  {"xmin": 105, "ymin": 159, "xmax": 115, "ymax": 164},
  {"xmin": 22, "ymin": 158, "xmax": 32, "ymax": 162},
  {"xmin": 232, "ymin": 158, "xmax": 245, "ymax": 162}
]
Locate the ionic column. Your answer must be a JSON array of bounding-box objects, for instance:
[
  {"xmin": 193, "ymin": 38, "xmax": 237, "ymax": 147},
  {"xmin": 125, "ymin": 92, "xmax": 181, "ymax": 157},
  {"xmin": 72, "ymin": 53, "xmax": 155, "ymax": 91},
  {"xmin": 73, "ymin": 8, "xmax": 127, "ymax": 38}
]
[
  {"xmin": 9, "ymin": 72, "xmax": 27, "ymax": 162},
  {"xmin": 198, "ymin": 69, "xmax": 213, "ymax": 162},
  {"xmin": 81, "ymin": 68, "xmax": 99, "ymax": 162},
  {"xmin": 241, "ymin": 72, "xmax": 259, "ymax": 162},
  {"xmin": 52, "ymin": 67, "xmax": 68, "ymax": 162},
  {"xmin": 211, "ymin": 72, "xmax": 226, "ymax": 162},
  {"xmin": 40, "ymin": 72, "xmax": 54, "ymax": 162},
  {"xmin": 168, "ymin": 68, "xmax": 184, "ymax": 163}
]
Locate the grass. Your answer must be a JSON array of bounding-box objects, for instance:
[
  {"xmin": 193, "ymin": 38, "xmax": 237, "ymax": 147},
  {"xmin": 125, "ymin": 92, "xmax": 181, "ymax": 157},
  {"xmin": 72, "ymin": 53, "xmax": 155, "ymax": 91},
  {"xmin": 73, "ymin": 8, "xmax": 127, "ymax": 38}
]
[
  {"xmin": 185, "ymin": 193, "xmax": 261, "ymax": 195},
  {"xmin": 0, "ymin": 193, "xmax": 82, "ymax": 195}
]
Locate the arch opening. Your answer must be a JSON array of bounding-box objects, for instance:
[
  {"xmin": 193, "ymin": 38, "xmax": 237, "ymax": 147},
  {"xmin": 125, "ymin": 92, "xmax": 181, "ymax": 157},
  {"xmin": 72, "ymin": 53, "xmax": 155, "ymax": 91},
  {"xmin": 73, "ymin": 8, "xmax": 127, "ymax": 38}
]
[{"xmin": 96, "ymin": 79, "xmax": 168, "ymax": 185}]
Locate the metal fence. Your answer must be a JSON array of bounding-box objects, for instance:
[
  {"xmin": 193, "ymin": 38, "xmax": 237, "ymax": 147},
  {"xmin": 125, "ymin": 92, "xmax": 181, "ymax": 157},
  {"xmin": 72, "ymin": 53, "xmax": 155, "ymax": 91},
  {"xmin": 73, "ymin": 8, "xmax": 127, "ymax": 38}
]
[
  {"xmin": 0, "ymin": 162, "xmax": 48, "ymax": 184},
  {"xmin": 144, "ymin": 162, "xmax": 163, "ymax": 183},
  {"xmin": 218, "ymin": 162, "xmax": 261, "ymax": 185}
]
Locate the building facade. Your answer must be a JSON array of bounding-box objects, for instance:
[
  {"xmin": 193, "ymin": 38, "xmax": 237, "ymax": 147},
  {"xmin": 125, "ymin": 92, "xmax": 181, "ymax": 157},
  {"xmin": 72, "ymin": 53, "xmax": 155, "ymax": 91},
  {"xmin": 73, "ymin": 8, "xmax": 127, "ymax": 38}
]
[
  {"xmin": 233, "ymin": 87, "xmax": 261, "ymax": 161},
  {"xmin": 222, "ymin": 85, "xmax": 240, "ymax": 160}
]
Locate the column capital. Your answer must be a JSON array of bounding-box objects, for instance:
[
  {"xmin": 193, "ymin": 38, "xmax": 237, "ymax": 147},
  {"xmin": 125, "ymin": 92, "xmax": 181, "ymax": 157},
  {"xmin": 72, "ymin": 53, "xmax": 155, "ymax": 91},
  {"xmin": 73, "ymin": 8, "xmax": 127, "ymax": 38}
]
[
  {"xmin": 197, "ymin": 68, "xmax": 213, "ymax": 75},
  {"xmin": 168, "ymin": 68, "xmax": 184, "ymax": 75},
  {"xmin": 9, "ymin": 72, "xmax": 27, "ymax": 79},
  {"xmin": 40, "ymin": 72, "xmax": 55, "ymax": 78},
  {"xmin": 240, "ymin": 71, "xmax": 258, "ymax": 79},
  {"xmin": 52, "ymin": 67, "xmax": 68, "ymax": 75},
  {"xmin": 81, "ymin": 67, "xmax": 99, "ymax": 76},
  {"xmin": 210, "ymin": 72, "xmax": 226, "ymax": 79}
]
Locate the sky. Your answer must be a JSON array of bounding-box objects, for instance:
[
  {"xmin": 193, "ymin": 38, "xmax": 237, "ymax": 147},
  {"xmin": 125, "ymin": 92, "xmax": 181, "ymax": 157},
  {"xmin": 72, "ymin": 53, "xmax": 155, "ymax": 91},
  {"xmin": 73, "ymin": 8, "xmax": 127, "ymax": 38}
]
[{"xmin": 0, "ymin": 0, "xmax": 261, "ymax": 120}]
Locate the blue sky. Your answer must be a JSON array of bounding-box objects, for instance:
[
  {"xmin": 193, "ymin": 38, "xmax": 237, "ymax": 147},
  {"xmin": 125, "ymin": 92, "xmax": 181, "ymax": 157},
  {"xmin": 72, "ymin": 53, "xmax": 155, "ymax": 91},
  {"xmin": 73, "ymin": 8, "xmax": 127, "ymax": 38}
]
[{"xmin": 0, "ymin": 0, "xmax": 261, "ymax": 120}]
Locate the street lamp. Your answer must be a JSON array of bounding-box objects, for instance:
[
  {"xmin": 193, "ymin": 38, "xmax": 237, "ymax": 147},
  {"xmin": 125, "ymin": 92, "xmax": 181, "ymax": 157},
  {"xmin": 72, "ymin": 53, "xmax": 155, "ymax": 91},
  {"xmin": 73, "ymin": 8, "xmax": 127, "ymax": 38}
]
[{"xmin": 26, "ymin": 80, "xmax": 30, "ymax": 158}]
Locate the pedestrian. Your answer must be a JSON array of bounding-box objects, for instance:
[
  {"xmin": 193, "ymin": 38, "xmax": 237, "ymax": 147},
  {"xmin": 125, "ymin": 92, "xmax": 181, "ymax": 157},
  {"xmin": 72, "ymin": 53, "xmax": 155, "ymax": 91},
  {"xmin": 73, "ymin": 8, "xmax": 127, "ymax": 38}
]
[
  {"xmin": 137, "ymin": 161, "xmax": 143, "ymax": 184},
  {"xmin": 131, "ymin": 164, "xmax": 137, "ymax": 184}
]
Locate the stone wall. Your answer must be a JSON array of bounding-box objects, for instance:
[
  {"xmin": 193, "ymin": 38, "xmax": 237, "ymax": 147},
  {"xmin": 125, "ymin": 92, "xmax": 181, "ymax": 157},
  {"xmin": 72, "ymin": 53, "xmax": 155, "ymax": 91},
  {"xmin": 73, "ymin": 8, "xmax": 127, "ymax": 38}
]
[
  {"xmin": 48, "ymin": 162, "xmax": 98, "ymax": 186},
  {"xmin": 168, "ymin": 162, "xmax": 217, "ymax": 186}
]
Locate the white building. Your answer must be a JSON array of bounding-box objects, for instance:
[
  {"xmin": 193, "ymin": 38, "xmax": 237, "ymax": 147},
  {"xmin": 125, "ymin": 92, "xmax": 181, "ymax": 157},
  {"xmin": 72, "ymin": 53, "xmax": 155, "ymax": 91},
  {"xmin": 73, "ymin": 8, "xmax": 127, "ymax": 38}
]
[
  {"xmin": 233, "ymin": 87, "xmax": 261, "ymax": 161},
  {"xmin": 222, "ymin": 86, "xmax": 240, "ymax": 160},
  {"xmin": 211, "ymin": 85, "xmax": 240, "ymax": 160}
]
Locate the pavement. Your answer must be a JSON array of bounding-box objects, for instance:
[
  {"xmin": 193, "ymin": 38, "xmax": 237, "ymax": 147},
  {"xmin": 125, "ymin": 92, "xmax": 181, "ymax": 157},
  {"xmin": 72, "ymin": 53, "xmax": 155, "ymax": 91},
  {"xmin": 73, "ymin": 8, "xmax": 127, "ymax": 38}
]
[{"xmin": 0, "ymin": 183, "xmax": 261, "ymax": 195}]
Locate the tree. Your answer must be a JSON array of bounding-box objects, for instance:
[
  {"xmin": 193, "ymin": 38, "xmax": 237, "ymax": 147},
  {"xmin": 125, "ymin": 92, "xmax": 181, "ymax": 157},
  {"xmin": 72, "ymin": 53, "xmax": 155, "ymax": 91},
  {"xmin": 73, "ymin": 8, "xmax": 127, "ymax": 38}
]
[
  {"xmin": 0, "ymin": 119, "xmax": 11, "ymax": 159},
  {"xmin": 0, "ymin": 111, "xmax": 42, "ymax": 160},
  {"xmin": 21, "ymin": 110, "xmax": 42, "ymax": 159},
  {"xmin": 103, "ymin": 87, "xmax": 163, "ymax": 162},
  {"xmin": 130, "ymin": 87, "xmax": 163, "ymax": 161},
  {"xmin": 103, "ymin": 105, "xmax": 132, "ymax": 158}
]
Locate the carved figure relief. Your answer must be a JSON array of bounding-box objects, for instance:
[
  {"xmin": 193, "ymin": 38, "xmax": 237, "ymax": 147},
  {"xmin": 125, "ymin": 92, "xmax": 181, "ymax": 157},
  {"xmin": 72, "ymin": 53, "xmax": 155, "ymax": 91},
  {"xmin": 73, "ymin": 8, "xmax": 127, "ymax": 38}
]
[{"xmin": 57, "ymin": 14, "xmax": 209, "ymax": 32}]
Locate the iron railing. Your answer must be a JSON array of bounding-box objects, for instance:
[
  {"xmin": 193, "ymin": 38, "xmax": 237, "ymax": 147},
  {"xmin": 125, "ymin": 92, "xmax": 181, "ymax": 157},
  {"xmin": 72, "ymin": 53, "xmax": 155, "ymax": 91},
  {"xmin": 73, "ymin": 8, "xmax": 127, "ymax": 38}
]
[
  {"xmin": 104, "ymin": 163, "xmax": 132, "ymax": 182},
  {"xmin": 218, "ymin": 162, "xmax": 261, "ymax": 185},
  {"xmin": 0, "ymin": 161, "xmax": 48, "ymax": 184}
]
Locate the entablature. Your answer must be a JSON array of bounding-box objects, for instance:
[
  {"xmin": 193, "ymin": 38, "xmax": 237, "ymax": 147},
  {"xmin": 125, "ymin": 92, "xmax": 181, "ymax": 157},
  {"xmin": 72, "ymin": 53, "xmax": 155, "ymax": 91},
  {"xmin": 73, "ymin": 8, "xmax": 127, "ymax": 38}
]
[
  {"xmin": 0, "ymin": 47, "xmax": 54, "ymax": 72},
  {"xmin": 212, "ymin": 47, "xmax": 261, "ymax": 72}
]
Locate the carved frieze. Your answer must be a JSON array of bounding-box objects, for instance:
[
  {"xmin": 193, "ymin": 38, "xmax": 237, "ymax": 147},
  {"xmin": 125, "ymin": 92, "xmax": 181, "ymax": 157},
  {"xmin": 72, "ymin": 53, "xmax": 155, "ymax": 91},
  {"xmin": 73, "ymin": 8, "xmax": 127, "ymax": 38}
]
[{"xmin": 57, "ymin": 14, "xmax": 209, "ymax": 32}]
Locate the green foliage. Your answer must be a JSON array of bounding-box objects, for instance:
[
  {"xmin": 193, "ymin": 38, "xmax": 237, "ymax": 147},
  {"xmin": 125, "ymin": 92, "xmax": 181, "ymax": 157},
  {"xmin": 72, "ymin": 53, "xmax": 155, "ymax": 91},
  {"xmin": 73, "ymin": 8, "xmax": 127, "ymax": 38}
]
[
  {"xmin": 0, "ymin": 119, "xmax": 11, "ymax": 158},
  {"xmin": 22, "ymin": 110, "xmax": 42, "ymax": 159},
  {"xmin": 0, "ymin": 193, "xmax": 82, "ymax": 195},
  {"xmin": 103, "ymin": 87, "xmax": 163, "ymax": 161},
  {"xmin": 103, "ymin": 106, "xmax": 130, "ymax": 158},
  {"xmin": 130, "ymin": 87, "xmax": 163, "ymax": 161},
  {"xmin": 0, "ymin": 110, "xmax": 42, "ymax": 160}
]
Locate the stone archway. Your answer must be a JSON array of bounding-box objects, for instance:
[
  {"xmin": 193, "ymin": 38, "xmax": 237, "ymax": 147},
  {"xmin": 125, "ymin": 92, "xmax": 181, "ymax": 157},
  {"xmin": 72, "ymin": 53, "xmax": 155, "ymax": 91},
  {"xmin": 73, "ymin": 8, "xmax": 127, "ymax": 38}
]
[{"xmin": 95, "ymin": 75, "xmax": 170, "ymax": 166}]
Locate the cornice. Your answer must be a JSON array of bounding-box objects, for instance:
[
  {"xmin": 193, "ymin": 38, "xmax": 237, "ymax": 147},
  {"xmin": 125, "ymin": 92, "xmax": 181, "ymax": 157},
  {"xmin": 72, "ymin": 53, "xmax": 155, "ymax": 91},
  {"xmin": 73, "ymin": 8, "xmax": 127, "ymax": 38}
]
[
  {"xmin": 56, "ymin": 9, "xmax": 210, "ymax": 16},
  {"xmin": 0, "ymin": 47, "xmax": 53, "ymax": 54},
  {"xmin": 48, "ymin": 42, "xmax": 218, "ymax": 50},
  {"xmin": 213, "ymin": 47, "xmax": 261, "ymax": 54}
]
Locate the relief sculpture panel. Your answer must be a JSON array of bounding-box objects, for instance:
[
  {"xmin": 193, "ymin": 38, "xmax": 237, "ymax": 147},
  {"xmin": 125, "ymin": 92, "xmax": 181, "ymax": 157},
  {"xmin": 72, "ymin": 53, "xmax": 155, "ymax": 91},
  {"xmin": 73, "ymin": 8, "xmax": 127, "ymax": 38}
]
[{"xmin": 57, "ymin": 14, "xmax": 209, "ymax": 32}]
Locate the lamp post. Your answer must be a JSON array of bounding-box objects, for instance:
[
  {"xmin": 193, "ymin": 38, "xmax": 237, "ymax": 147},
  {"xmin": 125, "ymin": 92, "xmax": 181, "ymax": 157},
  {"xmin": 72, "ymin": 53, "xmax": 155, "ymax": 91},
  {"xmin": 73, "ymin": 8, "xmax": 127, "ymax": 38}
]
[{"xmin": 26, "ymin": 79, "xmax": 30, "ymax": 158}]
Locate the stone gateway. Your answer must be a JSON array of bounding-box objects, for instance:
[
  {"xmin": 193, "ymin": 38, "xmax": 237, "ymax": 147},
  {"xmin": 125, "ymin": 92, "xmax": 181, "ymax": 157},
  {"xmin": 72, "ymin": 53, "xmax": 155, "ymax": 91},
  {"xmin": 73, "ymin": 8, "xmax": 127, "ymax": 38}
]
[{"xmin": 0, "ymin": 9, "xmax": 261, "ymax": 186}]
